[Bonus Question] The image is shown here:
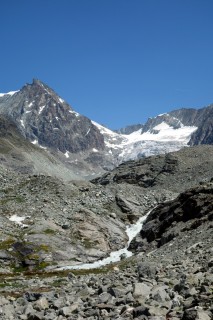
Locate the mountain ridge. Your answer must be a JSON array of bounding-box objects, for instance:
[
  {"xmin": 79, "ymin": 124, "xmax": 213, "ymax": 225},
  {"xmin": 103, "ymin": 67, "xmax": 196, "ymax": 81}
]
[{"xmin": 0, "ymin": 79, "xmax": 213, "ymax": 179}]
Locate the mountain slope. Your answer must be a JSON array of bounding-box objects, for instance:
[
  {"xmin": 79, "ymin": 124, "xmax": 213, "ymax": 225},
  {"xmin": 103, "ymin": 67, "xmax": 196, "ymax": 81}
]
[
  {"xmin": 1, "ymin": 79, "xmax": 213, "ymax": 178},
  {"xmin": 0, "ymin": 79, "xmax": 104, "ymax": 153},
  {"xmin": 0, "ymin": 114, "xmax": 85, "ymax": 180},
  {"xmin": 92, "ymin": 145, "xmax": 213, "ymax": 192},
  {"xmin": 0, "ymin": 145, "xmax": 212, "ymax": 320}
]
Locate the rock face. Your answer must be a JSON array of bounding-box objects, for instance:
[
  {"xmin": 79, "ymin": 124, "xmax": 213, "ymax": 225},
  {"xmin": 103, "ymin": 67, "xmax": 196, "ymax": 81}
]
[
  {"xmin": 0, "ymin": 114, "xmax": 86, "ymax": 180},
  {"xmin": 0, "ymin": 79, "xmax": 104, "ymax": 153},
  {"xmin": 0, "ymin": 168, "xmax": 130, "ymax": 271},
  {"xmin": 132, "ymin": 183, "xmax": 213, "ymax": 249},
  {"xmin": 115, "ymin": 123, "xmax": 144, "ymax": 134},
  {"xmin": 92, "ymin": 145, "xmax": 213, "ymax": 192},
  {"xmin": 170, "ymin": 105, "xmax": 213, "ymax": 145}
]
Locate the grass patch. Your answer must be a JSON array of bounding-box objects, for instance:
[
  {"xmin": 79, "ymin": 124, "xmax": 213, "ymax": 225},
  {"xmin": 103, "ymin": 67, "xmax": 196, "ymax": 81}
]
[
  {"xmin": 43, "ymin": 229, "xmax": 56, "ymax": 235},
  {"xmin": 0, "ymin": 282, "xmax": 24, "ymax": 289},
  {"xmin": 52, "ymin": 278, "xmax": 67, "ymax": 287},
  {"xmin": 82, "ymin": 238, "xmax": 99, "ymax": 249},
  {"xmin": 0, "ymin": 195, "xmax": 25, "ymax": 205},
  {"xmin": 36, "ymin": 244, "xmax": 50, "ymax": 252},
  {"xmin": 0, "ymin": 238, "xmax": 15, "ymax": 250}
]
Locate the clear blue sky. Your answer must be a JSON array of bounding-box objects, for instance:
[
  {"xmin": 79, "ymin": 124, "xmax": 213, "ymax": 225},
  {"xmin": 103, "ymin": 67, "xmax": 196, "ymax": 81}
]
[{"xmin": 1, "ymin": 0, "xmax": 213, "ymax": 129}]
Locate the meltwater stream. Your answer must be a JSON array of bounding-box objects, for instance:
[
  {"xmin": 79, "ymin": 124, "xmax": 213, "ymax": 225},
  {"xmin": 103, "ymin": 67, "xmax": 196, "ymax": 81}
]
[{"xmin": 57, "ymin": 210, "xmax": 151, "ymax": 271}]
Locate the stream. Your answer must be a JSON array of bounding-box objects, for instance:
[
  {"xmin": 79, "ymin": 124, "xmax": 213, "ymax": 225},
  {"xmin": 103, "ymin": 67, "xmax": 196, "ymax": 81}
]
[{"xmin": 57, "ymin": 210, "xmax": 150, "ymax": 270}]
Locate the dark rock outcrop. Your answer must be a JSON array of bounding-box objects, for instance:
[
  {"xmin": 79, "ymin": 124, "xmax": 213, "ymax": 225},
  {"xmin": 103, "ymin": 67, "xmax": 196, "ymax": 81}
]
[
  {"xmin": 0, "ymin": 79, "xmax": 104, "ymax": 153},
  {"xmin": 170, "ymin": 105, "xmax": 213, "ymax": 145},
  {"xmin": 92, "ymin": 145, "xmax": 213, "ymax": 192},
  {"xmin": 115, "ymin": 123, "xmax": 144, "ymax": 134},
  {"xmin": 129, "ymin": 182, "xmax": 213, "ymax": 252}
]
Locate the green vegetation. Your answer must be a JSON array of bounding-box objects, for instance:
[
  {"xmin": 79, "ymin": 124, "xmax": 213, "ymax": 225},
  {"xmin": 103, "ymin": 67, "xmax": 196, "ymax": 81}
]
[
  {"xmin": 0, "ymin": 144, "xmax": 11, "ymax": 154},
  {"xmin": 36, "ymin": 244, "xmax": 50, "ymax": 252},
  {"xmin": 0, "ymin": 238, "xmax": 15, "ymax": 250},
  {"xmin": 0, "ymin": 195, "xmax": 25, "ymax": 205},
  {"xmin": 82, "ymin": 238, "xmax": 99, "ymax": 249},
  {"xmin": 43, "ymin": 229, "xmax": 56, "ymax": 235},
  {"xmin": 52, "ymin": 278, "xmax": 67, "ymax": 287}
]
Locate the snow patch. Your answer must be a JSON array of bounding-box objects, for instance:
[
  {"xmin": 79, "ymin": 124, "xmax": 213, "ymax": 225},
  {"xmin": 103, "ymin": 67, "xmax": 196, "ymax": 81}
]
[
  {"xmin": 38, "ymin": 105, "xmax": 45, "ymax": 114},
  {"xmin": 85, "ymin": 128, "xmax": 90, "ymax": 136},
  {"xmin": 64, "ymin": 151, "xmax": 69, "ymax": 158},
  {"xmin": 92, "ymin": 121, "xmax": 118, "ymax": 137},
  {"xmin": 31, "ymin": 139, "xmax": 38, "ymax": 145},
  {"xmin": 0, "ymin": 90, "xmax": 19, "ymax": 97},
  {"xmin": 31, "ymin": 139, "xmax": 46, "ymax": 149},
  {"xmin": 39, "ymin": 145, "xmax": 47, "ymax": 150},
  {"xmin": 20, "ymin": 119, "xmax": 25, "ymax": 128},
  {"xmin": 92, "ymin": 148, "xmax": 98, "ymax": 153},
  {"xmin": 59, "ymin": 97, "xmax": 64, "ymax": 103},
  {"xmin": 28, "ymin": 102, "xmax": 34, "ymax": 108},
  {"xmin": 9, "ymin": 214, "xmax": 29, "ymax": 227},
  {"xmin": 69, "ymin": 110, "xmax": 80, "ymax": 117},
  {"xmin": 138, "ymin": 122, "xmax": 197, "ymax": 142},
  {"xmin": 157, "ymin": 113, "xmax": 168, "ymax": 117}
]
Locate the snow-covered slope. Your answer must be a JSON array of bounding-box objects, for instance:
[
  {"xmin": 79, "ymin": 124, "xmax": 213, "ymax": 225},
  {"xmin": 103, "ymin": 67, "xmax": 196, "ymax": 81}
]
[{"xmin": 92, "ymin": 119, "xmax": 197, "ymax": 163}]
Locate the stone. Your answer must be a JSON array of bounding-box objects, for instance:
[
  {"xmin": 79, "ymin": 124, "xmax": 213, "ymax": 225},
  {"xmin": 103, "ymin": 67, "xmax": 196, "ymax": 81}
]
[
  {"xmin": 148, "ymin": 305, "xmax": 169, "ymax": 317},
  {"xmin": 182, "ymin": 308, "xmax": 198, "ymax": 320},
  {"xmin": 151, "ymin": 286, "xmax": 170, "ymax": 303},
  {"xmin": 59, "ymin": 304, "xmax": 79, "ymax": 316},
  {"xmin": 2, "ymin": 304, "xmax": 15, "ymax": 319},
  {"xmin": 27, "ymin": 314, "xmax": 44, "ymax": 320},
  {"xmin": 137, "ymin": 262, "xmax": 157, "ymax": 278},
  {"xmin": 98, "ymin": 292, "xmax": 112, "ymax": 304},
  {"xmin": 23, "ymin": 303, "xmax": 35, "ymax": 316},
  {"xmin": 133, "ymin": 306, "xmax": 150, "ymax": 317},
  {"xmin": 196, "ymin": 309, "xmax": 212, "ymax": 320},
  {"xmin": 108, "ymin": 286, "xmax": 128, "ymax": 298},
  {"xmin": 34, "ymin": 297, "xmax": 49, "ymax": 310},
  {"xmin": 133, "ymin": 283, "xmax": 152, "ymax": 302},
  {"xmin": 15, "ymin": 297, "xmax": 28, "ymax": 307}
]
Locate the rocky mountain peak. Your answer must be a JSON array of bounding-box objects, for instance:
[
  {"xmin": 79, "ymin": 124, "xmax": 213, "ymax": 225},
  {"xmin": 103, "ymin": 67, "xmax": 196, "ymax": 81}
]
[{"xmin": 0, "ymin": 79, "xmax": 105, "ymax": 154}]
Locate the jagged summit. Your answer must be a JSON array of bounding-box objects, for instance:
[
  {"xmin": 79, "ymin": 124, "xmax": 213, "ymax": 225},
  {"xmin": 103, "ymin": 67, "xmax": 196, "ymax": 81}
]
[
  {"xmin": 29, "ymin": 78, "xmax": 61, "ymax": 98},
  {"xmin": 0, "ymin": 79, "xmax": 105, "ymax": 154},
  {"xmin": 32, "ymin": 78, "xmax": 45, "ymax": 85}
]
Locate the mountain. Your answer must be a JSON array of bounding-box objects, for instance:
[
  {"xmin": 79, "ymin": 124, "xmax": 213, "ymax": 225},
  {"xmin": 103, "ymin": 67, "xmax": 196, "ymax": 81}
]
[
  {"xmin": 0, "ymin": 79, "xmax": 104, "ymax": 153},
  {"xmin": 0, "ymin": 80, "xmax": 111, "ymax": 178},
  {"xmin": 0, "ymin": 79, "xmax": 213, "ymax": 180},
  {"xmin": 0, "ymin": 80, "xmax": 212, "ymax": 318}
]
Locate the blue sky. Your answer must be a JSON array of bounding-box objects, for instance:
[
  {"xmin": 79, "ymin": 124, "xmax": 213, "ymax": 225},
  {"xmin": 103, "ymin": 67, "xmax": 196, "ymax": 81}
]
[{"xmin": 1, "ymin": 0, "xmax": 213, "ymax": 129}]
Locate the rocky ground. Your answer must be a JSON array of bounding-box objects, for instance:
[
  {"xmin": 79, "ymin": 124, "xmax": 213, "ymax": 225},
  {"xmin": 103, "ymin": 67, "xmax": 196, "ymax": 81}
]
[
  {"xmin": 0, "ymin": 166, "xmax": 175, "ymax": 273},
  {"xmin": 0, "ymin": 145, "xmax": 212, "ymax": 319},
  {"xmin": 0, "ymin": 198, "xmax": 212, "ymax": 319}
]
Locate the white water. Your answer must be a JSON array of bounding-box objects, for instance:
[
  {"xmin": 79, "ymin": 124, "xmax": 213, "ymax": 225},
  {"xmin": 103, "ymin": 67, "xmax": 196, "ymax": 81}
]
[{"xmin": 57, "ymin": 210, "xmax": 150, "ymax": 270}]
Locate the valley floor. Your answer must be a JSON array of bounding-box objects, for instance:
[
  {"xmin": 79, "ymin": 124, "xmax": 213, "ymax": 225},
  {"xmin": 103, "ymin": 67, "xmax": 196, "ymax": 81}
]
[{"xmin": 0, "ymin": 203, "xmax": 212, "ymax": 320}]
